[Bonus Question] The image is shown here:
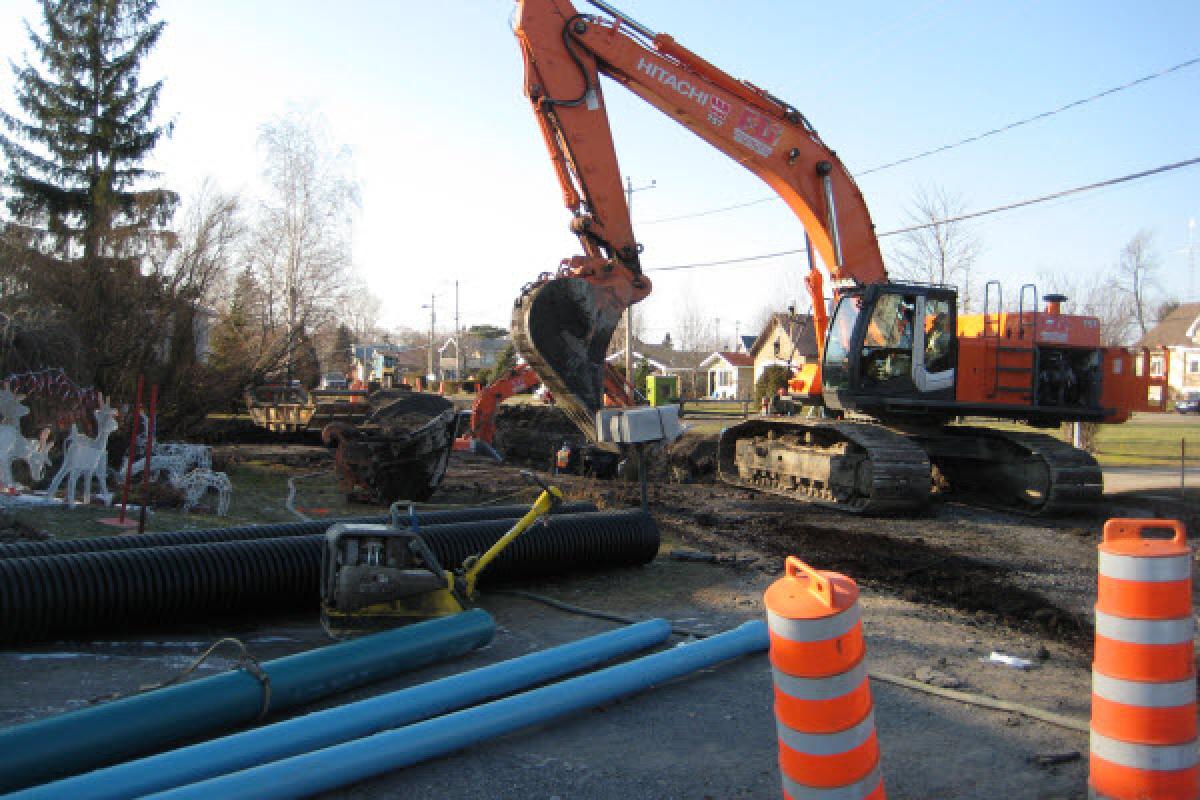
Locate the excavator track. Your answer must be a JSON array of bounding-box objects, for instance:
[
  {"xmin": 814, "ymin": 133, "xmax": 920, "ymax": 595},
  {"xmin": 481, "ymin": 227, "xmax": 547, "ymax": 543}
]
[
  {"xmin": 717, "ymin": 418, "xmax": 932, "ymax": 515},
  {"xmin": 917, "ymin": 426, "xmax": 1103, "ymax": 516}
]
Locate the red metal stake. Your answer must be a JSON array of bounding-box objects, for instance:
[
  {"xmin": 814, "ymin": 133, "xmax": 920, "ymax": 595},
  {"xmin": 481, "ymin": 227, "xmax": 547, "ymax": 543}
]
[
  {"xmin": 118, "ymin": 376, "xmax": 144, "ymax": 524},
  {"xmin": 137, "ymin": 385, "xmax": 158, "ymax": 535}
]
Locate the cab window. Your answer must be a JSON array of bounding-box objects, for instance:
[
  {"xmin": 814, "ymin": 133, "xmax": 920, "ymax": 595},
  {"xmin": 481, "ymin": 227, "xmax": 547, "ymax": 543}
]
[
  {"xmin": 923, "ymin": 297, "xmax": 954, "ymax": 373},
  {"xmin": 861, "ymin": 294, "xmax": 916, "ymax": 387}
]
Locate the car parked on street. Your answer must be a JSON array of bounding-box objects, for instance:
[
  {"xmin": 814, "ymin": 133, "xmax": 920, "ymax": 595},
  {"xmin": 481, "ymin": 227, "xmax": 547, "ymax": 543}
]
[{"xmin": 1175, "ymin": 394, "xmax": 1200, "ymax": 413}]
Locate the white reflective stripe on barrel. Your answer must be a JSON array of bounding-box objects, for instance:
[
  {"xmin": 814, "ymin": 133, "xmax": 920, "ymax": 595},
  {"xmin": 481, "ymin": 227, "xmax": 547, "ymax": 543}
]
[
  {"xmin": 1094, "ymin": 610, "xmax": 1194, "ymax": 645},
  {"xmin": 783, "ymin": 764, "xmax": 882, "ymax": 800},
  {"xmin": 777, "ymin": 711, "xmax": 875, "ymax": 756},
  {"xmin": 1099, "ymin": 551, "xmax": 1192, "ymax": 582},
  {"xmin": 1092, "ymin": 670, "xmax": 1196, "ymax": 708},
  {"xmin": 768, "ymin": 603, "xmax": 862, "ymax": 643},
  {"xmin": 1090, "ymin": 729, "xmax": 1200, "ymax": 771},
  {"xmin": 773, "ymin": 660, "xmax": 868, "ymax": 701}
]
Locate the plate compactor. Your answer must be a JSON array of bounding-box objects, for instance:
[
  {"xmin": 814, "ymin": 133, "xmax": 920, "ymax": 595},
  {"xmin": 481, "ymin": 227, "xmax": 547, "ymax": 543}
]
[{"xmin": 320, "ymin": 475, "xmax": 563, "ymax": 637}]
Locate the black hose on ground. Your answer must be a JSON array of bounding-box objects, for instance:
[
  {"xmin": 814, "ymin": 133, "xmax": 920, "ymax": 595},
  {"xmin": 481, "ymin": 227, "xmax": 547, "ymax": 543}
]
[
  {"xmin": 0, "ymin": 509, "xmax": 656, "ymax": 644},
  {"xmin": 0, "ymin": 503, "xmax": 598, "ymax": 560}
]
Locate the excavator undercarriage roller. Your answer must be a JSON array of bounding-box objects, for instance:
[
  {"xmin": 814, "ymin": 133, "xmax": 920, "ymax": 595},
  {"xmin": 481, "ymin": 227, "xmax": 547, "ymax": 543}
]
[
  {"xmin": 717, "ymin": 419, "xmax": 932, "ymax": 515},
  {"xmin": 719, "ymin": 419, "xmax": 1102, "ymax": 517}
]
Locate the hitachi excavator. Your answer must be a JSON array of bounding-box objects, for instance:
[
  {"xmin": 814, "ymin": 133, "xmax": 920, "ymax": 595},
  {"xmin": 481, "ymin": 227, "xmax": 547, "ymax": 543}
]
[{"xmin": 511, "ymin": 0, "xmax": 1166, "ymax": 515}]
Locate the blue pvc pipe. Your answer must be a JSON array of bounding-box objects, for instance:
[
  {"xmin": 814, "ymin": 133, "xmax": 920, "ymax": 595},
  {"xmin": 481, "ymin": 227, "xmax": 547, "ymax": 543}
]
[
  {"xmin": 0, "ymin": 610, "xmax": 495, "ymax": 794},
  {"xmin": 14, "ymin": 619, "xmax": 672, "ymax": 800},
  {"xmin": 148, "ymin": 621, "xmax": 768, "ymax": 800}
]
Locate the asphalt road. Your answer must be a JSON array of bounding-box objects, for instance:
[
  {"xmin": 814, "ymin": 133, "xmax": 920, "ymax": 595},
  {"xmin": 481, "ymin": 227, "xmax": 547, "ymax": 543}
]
[{"xmin": 1103, "ymin": 464, "xmax": 1197, "ymax": 493}]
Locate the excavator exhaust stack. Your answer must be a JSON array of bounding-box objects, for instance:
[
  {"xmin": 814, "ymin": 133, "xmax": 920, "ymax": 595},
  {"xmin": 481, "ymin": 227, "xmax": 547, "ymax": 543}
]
[{"xmin": 512, "ymin": 276, "xmax": 627, "ymax": 442}]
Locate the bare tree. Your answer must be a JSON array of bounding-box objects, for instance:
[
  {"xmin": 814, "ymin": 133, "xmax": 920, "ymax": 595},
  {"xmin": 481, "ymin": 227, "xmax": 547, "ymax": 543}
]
[
  {"xmin": 164, "ymin": 180, "xmax": 244, "ymax": 309},
  {"xmin": 335, "ymin": 275, "xmax": 385, "ymax": 342},
  {"xmin": 250, "ymin": 108, "xmax": 359, "ymax": 380},
  {"xmin": 1114, "ymin": 230, "xmax": 1160, "ymax": 338},
  {"xmin": 673, "ymin": 285, "xmax": 715, "ymax": 352},
  {"xmin": 891, "ymin": 186, "xmax": 981, "ymax": 310},
  {"xmin": 607, "ymin": 306, "xmax": 647, "ymax": 357},
  {"xmin": 1038, "ymin": 269, "xmax": 1136, "ymax": 346}
]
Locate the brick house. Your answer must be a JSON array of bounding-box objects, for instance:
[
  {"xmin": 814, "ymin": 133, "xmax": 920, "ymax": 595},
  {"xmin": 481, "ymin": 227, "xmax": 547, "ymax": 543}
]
[{"xmin": 1137, "ymin": 302, "xmax": 1200, "ymax": 400}]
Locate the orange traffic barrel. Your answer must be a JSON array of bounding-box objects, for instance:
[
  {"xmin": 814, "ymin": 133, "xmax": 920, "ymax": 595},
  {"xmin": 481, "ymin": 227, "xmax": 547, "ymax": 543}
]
[
  {"xmin": 1090, "ymin": 518, "xmax": 1197, "ymax": 800},
  {"xmin": 766, "ymin": 556, "xmax": 885, "ymax": 800}
]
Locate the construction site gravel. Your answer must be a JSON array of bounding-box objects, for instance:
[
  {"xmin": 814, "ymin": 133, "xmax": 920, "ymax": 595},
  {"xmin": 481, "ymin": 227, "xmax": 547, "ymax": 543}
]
[{"xmin": 0, "ymin": 437, "xmax": 1195, "ymax": 798}]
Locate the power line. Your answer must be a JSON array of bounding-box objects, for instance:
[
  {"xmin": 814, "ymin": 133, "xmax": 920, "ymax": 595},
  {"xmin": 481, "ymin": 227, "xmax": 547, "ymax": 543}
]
[
  {"xmin": 876, "ymin": 155, "xmax": 1200, "ymax": 236},
  {"xmin": 857, "ymin": 54, "xmax": 1200, "ymax": 176},
  {"xmin": 648, "ymin": 247, "xmax": 806, "ymax": 272},
  {"xmin": 637, "ymin": 54, "xmax": 1200, "ymax": 226},
  {"xmin": 644, "ymin": 155, "xmax": 1200, "ymax": 272},
  {"xmin": 639, "ymin": 196, "xmax": 775, "ymax": 226}
]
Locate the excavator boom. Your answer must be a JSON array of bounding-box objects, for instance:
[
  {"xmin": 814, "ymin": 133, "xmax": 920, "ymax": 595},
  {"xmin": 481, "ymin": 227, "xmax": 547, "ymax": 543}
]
[{"xmin": 513, "ymin": 0, "xmax": 884, "ymax": 440}]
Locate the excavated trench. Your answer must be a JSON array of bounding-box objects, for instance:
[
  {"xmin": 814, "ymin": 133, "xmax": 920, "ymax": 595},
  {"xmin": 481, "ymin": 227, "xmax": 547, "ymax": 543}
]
[{"xmin": 676, "ymin": 513, "xmax": 1092, "ymax": 648}]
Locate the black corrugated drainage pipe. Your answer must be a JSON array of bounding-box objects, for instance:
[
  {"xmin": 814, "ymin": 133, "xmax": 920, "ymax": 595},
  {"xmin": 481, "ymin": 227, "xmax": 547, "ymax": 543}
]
[
  {"xmin": 0, "ymin": 509, "xmax": 657, "ymax": 644},
  {"xmin": 0, "ymin": 502, "xmax": 598, "ymax": 559}
]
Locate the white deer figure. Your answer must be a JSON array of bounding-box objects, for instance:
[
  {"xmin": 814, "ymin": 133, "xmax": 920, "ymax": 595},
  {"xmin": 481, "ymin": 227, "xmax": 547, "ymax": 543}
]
[
  {"xmin": 177, "ymin": 468, "xmax": 232, "ymax": 516},
  {"xmin": 7, "ymin": 429, "xmax": 54, "ymax": 487},
  {"xmin": 119, "ymin": 451, "xmax": 190, "ymax": 487},
  {"xmin": 0, "ymin": 390, "xmax": 53, "ymax": 490},
  {"xmin": 46, "ymin": 395, "xmax": 119, "ymax": 508},
  {"xmin": 122, "ymin": 412, "xmax": 211, "ymax": 483}
]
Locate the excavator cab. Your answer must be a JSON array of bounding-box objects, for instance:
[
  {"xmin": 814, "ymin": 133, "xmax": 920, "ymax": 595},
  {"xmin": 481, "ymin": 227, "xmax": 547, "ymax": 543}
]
[{"xmin": 822, "ymin": 284, "xmax": 958, "ymax": 417}]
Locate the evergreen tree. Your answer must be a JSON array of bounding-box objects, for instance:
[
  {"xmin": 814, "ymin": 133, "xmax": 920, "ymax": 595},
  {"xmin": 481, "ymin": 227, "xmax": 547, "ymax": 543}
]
[
  {"xmin": 0, "ymin": 0, "xmax": 177, "ymax": 391},
  {"xmin": 331, "ymin": 324, "xmax": 355, "ymax": 375},
  {"xmin": 209, "ymin": 271, "xmax": 255, "ymax": 375},
  {"xmin": 2, "ymin": 0, "xmax": 176, "ymax": 255}
]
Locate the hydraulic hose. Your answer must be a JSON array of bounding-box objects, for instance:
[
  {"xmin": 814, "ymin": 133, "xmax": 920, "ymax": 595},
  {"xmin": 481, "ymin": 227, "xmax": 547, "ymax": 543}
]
[
  {"xmin": 0, "ymin": 502, "xmax": 598, "ymax": 559},
  {"xmin": 0, "ymin": 510, "xmax": 658, "ymax": 643}
]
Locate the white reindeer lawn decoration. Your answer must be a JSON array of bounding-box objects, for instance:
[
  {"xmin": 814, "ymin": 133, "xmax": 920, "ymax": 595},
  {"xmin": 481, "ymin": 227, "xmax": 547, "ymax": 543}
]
[
  {"xmin": 46, "ymin": 395, "xmax": 119, "ymax": 508},
  {"xmin": 177, "ymin": 468, "xmax": 232, "ymax": 516},
  {"xmin": 7, "ymin": 429, "xmax": 53, "ymax": 488},
  {"xmin": 0, "ymin": 389, "xmax": 54, "ymax": 491}
]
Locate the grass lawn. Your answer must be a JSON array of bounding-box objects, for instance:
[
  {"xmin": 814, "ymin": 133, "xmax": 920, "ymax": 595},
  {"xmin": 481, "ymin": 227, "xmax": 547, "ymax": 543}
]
[
  {"xmin": 952, "ymin": 413, "xmax": 1200, "ymax": 467},
  {"xmin": 8, "ymin": 460, "xmax": 379, "ymax": 541}
]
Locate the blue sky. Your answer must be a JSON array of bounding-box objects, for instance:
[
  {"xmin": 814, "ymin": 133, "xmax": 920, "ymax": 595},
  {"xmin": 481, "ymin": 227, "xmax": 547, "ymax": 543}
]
[{"xmin": 1, "ymin": 0, "xmax": 1197, "ymax": 344}]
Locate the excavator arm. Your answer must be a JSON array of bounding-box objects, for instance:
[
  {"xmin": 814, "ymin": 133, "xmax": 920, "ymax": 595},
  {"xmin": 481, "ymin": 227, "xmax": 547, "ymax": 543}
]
[{"xmin": 514, "ymin": 0, "xmax": 887, "ymax": 440}]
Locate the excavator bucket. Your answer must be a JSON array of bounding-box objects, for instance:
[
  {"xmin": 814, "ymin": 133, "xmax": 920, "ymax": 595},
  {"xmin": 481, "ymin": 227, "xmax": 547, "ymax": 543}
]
[{"xmin": 512, "ymin": 276, "xmax": 626, "ymax": 442}]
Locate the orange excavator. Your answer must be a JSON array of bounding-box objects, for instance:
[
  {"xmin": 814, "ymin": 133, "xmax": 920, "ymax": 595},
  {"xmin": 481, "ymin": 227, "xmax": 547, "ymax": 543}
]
[
  {"xmin": 512, "ymin": 0, "xmax": 1166, "ymax": 514},
  {"xmin": 452, "ymin": 363, "xmax": 542, "ymax": 459}
]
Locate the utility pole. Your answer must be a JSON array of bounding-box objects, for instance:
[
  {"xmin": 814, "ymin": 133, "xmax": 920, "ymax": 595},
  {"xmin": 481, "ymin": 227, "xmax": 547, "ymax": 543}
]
[
  {"xmin": 454, "ymin": 280, "xmax": 461, "ymax": 381},
  {"xmin": 734, "ymin": 320, "xmax": 741, "ymax": 352},
  {"xmin": 715, "ymin": 316, "xmax": 721, "ymax": 351},
  {"xmin": 421, "ymin": 294, "xmax": 436, "ymax": 380},
  {"xmin": 624, "ymin": 175, "xmax": 655, "ymax": 396}
]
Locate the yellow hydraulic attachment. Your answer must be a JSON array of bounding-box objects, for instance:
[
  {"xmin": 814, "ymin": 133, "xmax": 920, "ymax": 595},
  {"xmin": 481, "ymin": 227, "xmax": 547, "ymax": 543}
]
[{"xmin": 320, "ymin": 473, "xmax": 563, "ymax": 637}]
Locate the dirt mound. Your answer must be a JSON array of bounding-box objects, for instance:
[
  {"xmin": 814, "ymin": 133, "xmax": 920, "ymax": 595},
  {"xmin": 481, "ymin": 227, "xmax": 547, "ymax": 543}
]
[
  {"xmin": 494, "ymin": 404, "xmax": 584, "ymax": 468},
  {"xmin": 682, "ymin": 513, "xmax": 1091, "ymax": 647},
  {"xmin": 661, "ymin": 432, "xmax": 717, "ymax": 482},
  {"xmin": 190, "ymin": 415, "xmax": 313, "ymax": 445}
]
